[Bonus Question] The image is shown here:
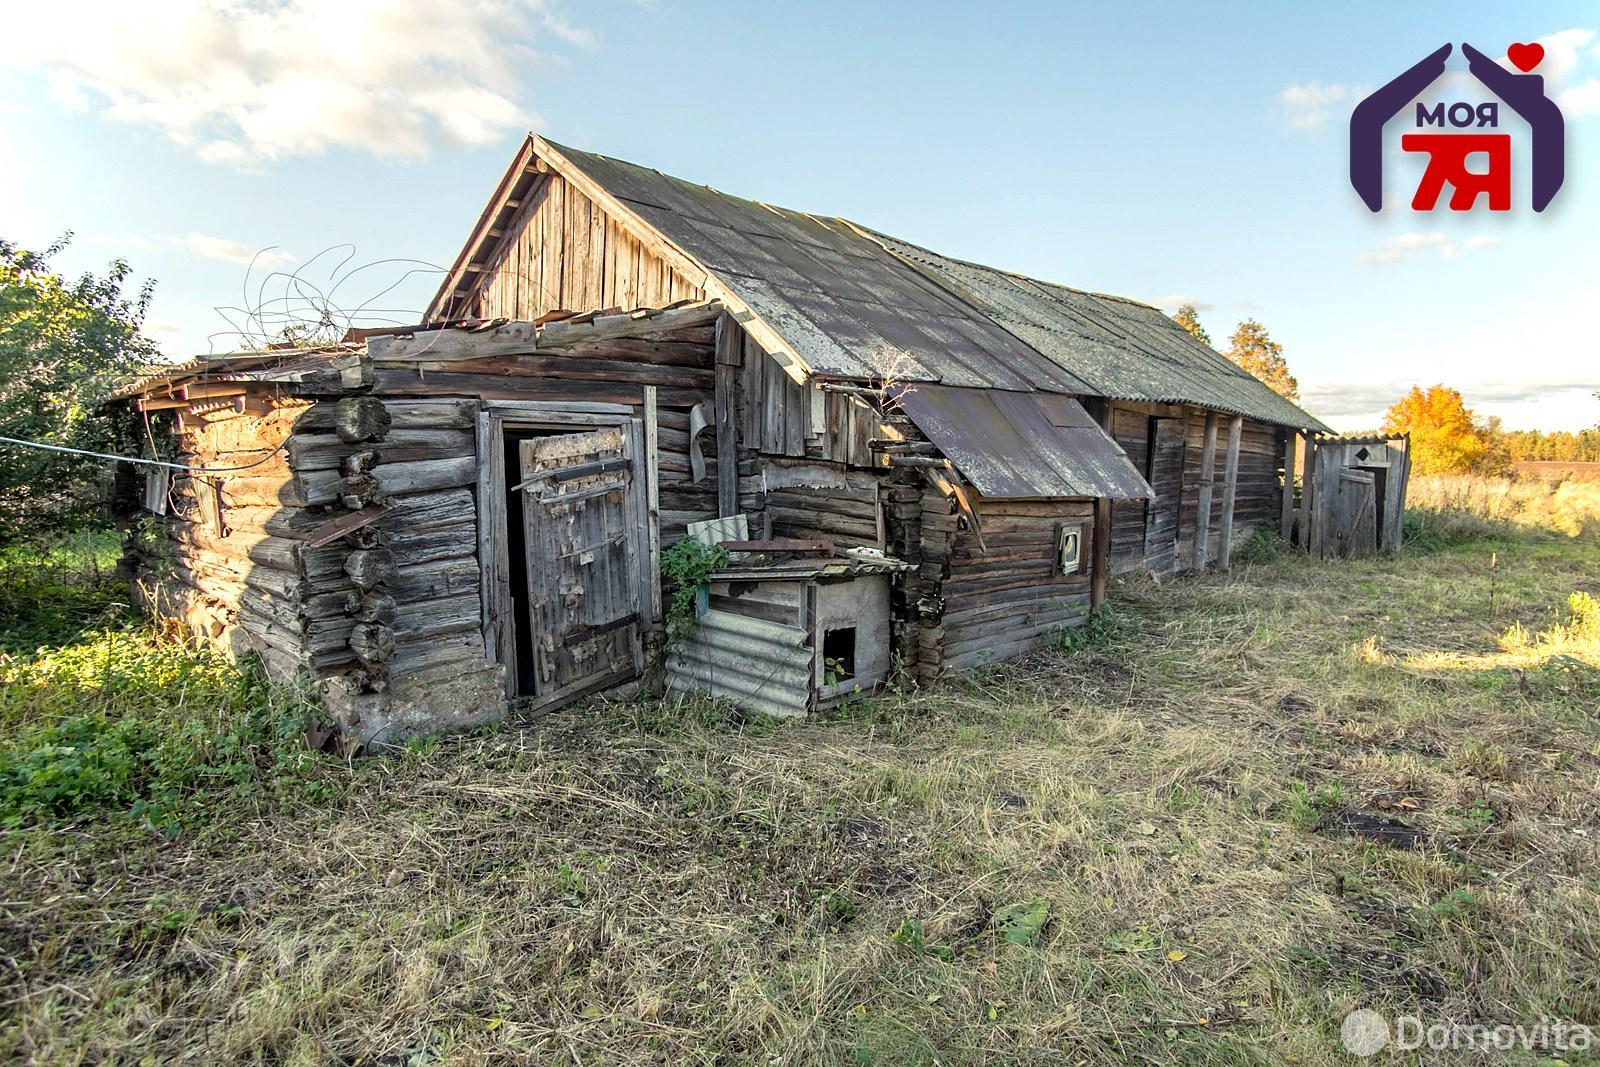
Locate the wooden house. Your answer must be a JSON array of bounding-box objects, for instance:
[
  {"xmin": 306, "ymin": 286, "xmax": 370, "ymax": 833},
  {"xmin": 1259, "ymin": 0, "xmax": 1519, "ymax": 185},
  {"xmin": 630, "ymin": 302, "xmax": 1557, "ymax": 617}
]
[{"xmin": 118, "ymin": 134, "xmax": 1345, "ymax": 742}]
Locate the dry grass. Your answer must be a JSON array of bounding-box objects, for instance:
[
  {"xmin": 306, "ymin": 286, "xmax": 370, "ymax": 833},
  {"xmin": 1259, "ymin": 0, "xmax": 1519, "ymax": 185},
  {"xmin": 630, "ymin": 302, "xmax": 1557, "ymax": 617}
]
[
  {"xmin": 1408, "ymin": 474, "xmax": 1600, "ymax": 540},
  {"xmin": 3, "ymin": 532, "xmax": 1599, "ymax": 1064}
]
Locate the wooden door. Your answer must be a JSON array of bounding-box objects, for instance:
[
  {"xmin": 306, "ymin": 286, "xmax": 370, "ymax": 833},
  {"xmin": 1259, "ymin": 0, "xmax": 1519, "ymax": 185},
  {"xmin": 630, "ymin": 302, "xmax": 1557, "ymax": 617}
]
[
  {"xmin": 1324, "ymin": 467, "xmax": 1378, "ymax": 559},
  {"xmin": 1108, "ymin": 410, "xmax": 1150, "ymax": 571},
  {"xmin": 1143, "ymin": 418, "xmax": 1184, "ymax": 574},
  {"xmin": 518, "ymin": 426, "xmax": 644, "ymax": 701}
]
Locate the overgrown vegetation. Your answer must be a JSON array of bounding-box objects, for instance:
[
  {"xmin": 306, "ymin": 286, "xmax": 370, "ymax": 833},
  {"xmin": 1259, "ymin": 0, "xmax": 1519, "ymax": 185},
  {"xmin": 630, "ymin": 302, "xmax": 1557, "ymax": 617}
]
[
  {"xmin": 0, "ymin": 236, "xmax": 156, "ymax": 542},
  {"xmin": 1406, "ymin": 473, "xmax": 1600, "ymax": 541},
  {"xmin": 659, "ymin": 536, "xmax": 729, "ymax": 644},
  {"xmin": 0, "ymin": 536, "xmax": 329, "ymax": 829},
  {"xmin": 1, "ymin": 507, "xmax": 1596, "ymax": 1063}
]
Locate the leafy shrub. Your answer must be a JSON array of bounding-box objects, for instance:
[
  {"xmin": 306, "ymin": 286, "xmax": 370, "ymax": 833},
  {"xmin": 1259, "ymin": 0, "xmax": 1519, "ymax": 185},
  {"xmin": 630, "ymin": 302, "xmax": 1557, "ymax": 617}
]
[
  {"xmin": 1231, "ymin": 524, "xmax": 1282, "ymax": 565},
  {"xmin": 659, "ymin": 537, "xmax": 728, "ymax": 645},
  {"xmin": 1051, "ymin": 604, "xmax": 1124, "ymax": 653},
  {"xmin": 0, "ymin": 236, "xmax": 155, "ymax": 542}
]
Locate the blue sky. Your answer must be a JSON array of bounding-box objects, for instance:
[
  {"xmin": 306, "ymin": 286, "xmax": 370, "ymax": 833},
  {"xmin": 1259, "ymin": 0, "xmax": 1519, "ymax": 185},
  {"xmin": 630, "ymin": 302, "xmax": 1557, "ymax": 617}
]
[{"xmin": 3, "ymin": 1, "xmax": 1596, "ymax": 431}]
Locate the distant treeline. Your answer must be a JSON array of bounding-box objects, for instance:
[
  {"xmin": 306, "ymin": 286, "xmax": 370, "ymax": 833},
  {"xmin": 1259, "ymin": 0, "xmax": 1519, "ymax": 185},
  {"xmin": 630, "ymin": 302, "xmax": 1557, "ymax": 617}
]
[{"xmin": 1497, "ymin": 428, "xmax": 1600, "ymax": 464}]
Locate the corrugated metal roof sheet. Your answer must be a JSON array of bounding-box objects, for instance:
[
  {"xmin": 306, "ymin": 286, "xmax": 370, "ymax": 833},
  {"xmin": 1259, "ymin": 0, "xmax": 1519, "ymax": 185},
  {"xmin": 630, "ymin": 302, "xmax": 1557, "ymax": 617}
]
[
  {"xmin": 666, "ymin": 609, "xmax": 812, "ymax": 718},
  {"xmin": 545, "ymin": 140, "xmax": 1328, "ymax": 432},
  {"xmin": 862, "ymin": 232, "xmax": 1331, "ymax": 432},
  {"xmin": 893, "ymin": 385, "xmax": 1154, "ymax": 500},
  {"xmin": 546, "ymin": 143, "xmax": 1094, "ymax": 393}
]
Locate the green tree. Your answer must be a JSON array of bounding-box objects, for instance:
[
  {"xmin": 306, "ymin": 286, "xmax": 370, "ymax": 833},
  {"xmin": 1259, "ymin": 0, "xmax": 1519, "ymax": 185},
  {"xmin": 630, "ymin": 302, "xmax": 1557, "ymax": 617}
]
[
  {"xmin": 1172, "ymin": 303, "xmax": 1212, "ymax": 346},
  {"xmin": 1225, "ymin": 319, "xmax": 1300, "ymax": 402},
  {"xmin": 0, "ymin": 236, "xmax": 156, "ymax": 541},
  {"xmin": 1382, "ymin": 384, "xmax": 1488, "ymax": 475}
]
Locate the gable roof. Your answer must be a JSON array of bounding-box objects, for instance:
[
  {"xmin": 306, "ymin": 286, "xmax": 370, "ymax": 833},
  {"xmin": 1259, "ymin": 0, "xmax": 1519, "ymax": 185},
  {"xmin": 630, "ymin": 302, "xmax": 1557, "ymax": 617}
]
[{"xmin": 430, "ymin": 135, "xmax": 1329, "ymax": 432}]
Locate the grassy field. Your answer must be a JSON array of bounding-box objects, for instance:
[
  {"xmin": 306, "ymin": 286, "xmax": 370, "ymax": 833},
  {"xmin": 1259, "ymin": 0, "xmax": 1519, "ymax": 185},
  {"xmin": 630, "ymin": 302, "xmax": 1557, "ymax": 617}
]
[{"xmin": 2, "ymin": 510, "xmax": 1598, "ymax": 1064}]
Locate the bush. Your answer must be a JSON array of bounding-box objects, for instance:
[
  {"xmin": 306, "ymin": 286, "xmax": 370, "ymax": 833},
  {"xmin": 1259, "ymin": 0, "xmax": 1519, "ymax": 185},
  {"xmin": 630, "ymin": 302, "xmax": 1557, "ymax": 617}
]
[
  {"xmin": 1231, "ymin": 524, "xmax": 1282, "ymax": 565},
  {"xmin": 0, "ymin": 237, "xmax": 156, "ymax": 542}
]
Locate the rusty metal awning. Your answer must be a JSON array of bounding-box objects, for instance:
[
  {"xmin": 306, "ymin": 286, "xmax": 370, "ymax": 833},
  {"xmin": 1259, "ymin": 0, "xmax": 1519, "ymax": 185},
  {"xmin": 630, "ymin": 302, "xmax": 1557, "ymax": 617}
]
[{"xmin": 893, "ymin": 385, "xmax": 1154, "ymax": 500}]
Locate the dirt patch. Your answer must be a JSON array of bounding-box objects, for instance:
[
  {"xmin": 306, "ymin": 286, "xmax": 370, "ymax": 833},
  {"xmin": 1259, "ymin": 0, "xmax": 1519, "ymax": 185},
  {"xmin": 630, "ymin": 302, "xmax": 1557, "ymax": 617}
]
[{"xmin": 1326, "ymin": 810, "xmax": 1428, "ymax": 850}]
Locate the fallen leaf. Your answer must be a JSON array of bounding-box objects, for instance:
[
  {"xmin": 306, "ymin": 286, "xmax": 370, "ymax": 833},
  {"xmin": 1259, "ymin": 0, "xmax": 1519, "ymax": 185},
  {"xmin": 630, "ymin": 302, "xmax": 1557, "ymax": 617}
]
[
  {"xmin": 1167, "ymin": 950, "xmax": 1187, "ymax": 962},
  {"xmin": 1134, "ymin": 821, "xmax": 1157, "ymax": 836}
]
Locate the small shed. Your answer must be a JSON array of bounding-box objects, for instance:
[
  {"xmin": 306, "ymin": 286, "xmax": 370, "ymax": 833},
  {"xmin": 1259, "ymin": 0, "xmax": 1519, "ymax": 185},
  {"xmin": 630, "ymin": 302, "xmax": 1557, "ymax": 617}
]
[
  {"xmin": 1301, "ymin": 434, "xmax": 1412, "ymax": 559},
  {"xmin": 114, "ymin": 133, "xmax": 1357, "ymax": 740}
]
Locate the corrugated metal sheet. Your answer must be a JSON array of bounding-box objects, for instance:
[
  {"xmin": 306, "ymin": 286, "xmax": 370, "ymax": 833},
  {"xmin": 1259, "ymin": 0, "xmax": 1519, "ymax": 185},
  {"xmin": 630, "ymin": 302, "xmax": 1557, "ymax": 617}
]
[
  {"xmin": 109, "ymin": 348, "xmax": 354, "ymax": 401},
  {"xmin": 665, "ymin": 609, "xmax": 812, "ymax": 718},
  {"xmin": 867, "ymin": 232, "xmax": 1332, "ymax": 432},
  {"xmin": 894, "ymin": 385, "xmax": 1154, "ymax": 500},
  {"xmin": 545, "ymin": 142, "xmax": 1093, "ymax": 393},
  {"xmin": 545, "ymin": 140, "xmax": 1328, "ymax": 432}
]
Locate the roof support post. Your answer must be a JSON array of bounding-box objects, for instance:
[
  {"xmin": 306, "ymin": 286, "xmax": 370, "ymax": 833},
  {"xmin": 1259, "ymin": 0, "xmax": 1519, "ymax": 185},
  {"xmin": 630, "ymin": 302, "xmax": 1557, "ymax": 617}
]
[
  {"xmin": 713, "ymin": 312, "xmax": 742, "ymax": 518},
  {"xmin": 1279, "ymin": 428, "xmax": 1296, "ymax": 545},
  {"xmin": 1217, "ymin": 416, "xmax": 1244, "ymax": 571},
  {"xmin": 1084, "ymin": 397, "xmax": 1112, "ymax": 610},
  {"xmin": 1302, "ymin": 434, "xmax": 1320, "ymax": 556},
  {"xmin": 1193, "ymin": 412, "xmax": 1219, "ymax": 570}
]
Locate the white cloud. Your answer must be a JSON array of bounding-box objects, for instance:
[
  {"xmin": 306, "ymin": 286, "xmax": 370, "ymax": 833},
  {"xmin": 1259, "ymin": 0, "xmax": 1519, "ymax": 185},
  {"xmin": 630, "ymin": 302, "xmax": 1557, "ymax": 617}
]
[
  {"xmin": 1151, "ymin": 294, "xmax": 1213, "ymax": 313},
  {"xmin": 1496, "ymin": 28, "xmax": 1600, "ymax": 117},
  {"xmin": 171, "ymin": 233, "xmax": 297, "ymax": 270},
  {"xmin": 1507, "ymin": 28, "xmax": 1596, "ymax": 84},
  {"xmin": 1279, "ymin": 81, "xmax": 1360, "ymax": 131},
  {"xmin": 1558, "ymin": 77, "xmax": 1600, "ymax": 117},
  {"xmin": 1358, "ymin": 232, "xmax": 1500, "ymax": 265},
  {"xmin": 1, "ymin": 0, "xmax": 580, "ymax": 168}
]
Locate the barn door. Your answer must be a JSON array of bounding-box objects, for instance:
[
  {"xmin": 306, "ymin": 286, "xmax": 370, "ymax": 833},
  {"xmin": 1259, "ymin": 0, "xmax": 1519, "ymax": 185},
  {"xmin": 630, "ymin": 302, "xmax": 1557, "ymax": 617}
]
[
  {"xmin": 518, "ymin": 426, "xmax": 645, "ymax": 701},
  {"xmin": 1142, "ymin": 418, "xmax": 1184, "ymax": 574}
]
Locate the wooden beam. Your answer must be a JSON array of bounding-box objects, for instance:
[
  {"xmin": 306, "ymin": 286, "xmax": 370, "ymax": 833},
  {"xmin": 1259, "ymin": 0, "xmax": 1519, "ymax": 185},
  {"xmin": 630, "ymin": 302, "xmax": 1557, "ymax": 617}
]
[
  {"xmin": 1193, "ymin": 411, "xmax": 1219, "ymax": 570},
  {"xmin": 1279, "ymin": 428, "xmax": 1296, "ymax": 543},
  {"xmin": 713, "ymin": 313, "xmax": 741, "ymax": 518},
  {"xmin": 1217, "ymin": 415, "xmax": 1243, "ymax": 570},
  {"xmin": 1302, "ymin": 433, "xmax": 1319, "ymax": 556},
  {"xmin": 304, "ymin": 505, "xmax": 388, "ymax": 549},
  {"xmin": 1084, "ymin": 397, "xmax": 1113, "ymax": 610},
  {"xmin": 643, "ymin": 386, "xmax": 662, "ymax": 622}
]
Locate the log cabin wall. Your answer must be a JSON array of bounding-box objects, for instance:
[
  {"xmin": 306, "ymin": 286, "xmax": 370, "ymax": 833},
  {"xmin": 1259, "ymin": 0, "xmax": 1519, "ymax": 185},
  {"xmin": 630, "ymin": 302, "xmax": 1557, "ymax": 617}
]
[
  {"xmin": 474, "ymin": 172, "xmax": 705, "ymax": 321},
  {"xmin": 130, "ymin": 306, "xmax": 725, "ymax": 745},
  {"xmin": 136, "ymin": 400, "xmax": 317, "ymax": 683},
  {"xmin": 913, "ymin": 496, "xmax": 1096, "ymax": 680}
]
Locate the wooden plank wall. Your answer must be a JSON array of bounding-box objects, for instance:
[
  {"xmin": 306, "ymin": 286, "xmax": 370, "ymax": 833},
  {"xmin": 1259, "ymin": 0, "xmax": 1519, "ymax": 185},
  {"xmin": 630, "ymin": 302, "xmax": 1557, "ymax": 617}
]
[
  {"xmin": 1106, "ymin": 400, "xmax": 1285, "ymax": 574},
  {"xmin": 1107, "ymin": 407, "xmax": 1150, "ymax": 571},
  {"xmin": 476, "ymin": 174, "xmax": 705, "ymax": 320},
  {"xmin": 1181, "ymin": 408, "xmax": 1281, "ymax": 567},
  {"xmin": 369, "ymin": 317, "xmax": 722, "ymax": 545},
  {"xmin": 914, "ymin": 496, "xmax": 1094, "ymax": 678}
]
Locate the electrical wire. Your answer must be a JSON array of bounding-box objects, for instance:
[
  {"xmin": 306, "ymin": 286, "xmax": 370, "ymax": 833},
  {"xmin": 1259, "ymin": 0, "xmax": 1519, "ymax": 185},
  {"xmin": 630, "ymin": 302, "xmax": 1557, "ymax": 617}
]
[{"xmin": 0, "ymin": 434, "xmax": 289, "ymax": 474}]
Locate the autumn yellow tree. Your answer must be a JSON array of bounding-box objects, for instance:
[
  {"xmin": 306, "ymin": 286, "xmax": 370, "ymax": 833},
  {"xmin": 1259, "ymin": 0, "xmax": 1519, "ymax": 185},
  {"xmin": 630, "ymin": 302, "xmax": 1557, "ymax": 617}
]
[
  {"xmin": 1225, "ymin": 319, "xmax": 1299, "ymax": 402},
  {"xmin": 1382, "ymin": 384, "xmax": 1488, "ymax": 474},
  {"xmin": 1172, "ymin": 303, "xmax": 1211, "ymax": 346}
]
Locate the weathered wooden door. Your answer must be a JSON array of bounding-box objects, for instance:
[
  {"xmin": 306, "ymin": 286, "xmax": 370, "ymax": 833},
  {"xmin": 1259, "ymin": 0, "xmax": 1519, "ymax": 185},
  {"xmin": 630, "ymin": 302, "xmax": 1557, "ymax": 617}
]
[
  {"xmin": 1142, "ymin": 418, "xmax": 1184, "ymax": 574},
  {"xmin": 518, "ymin": 426, "xmax": 644, "ymax": 701},
  {"xmin": 1322, "ymin": 467, "xmax": 1378, "ymax": 559}
]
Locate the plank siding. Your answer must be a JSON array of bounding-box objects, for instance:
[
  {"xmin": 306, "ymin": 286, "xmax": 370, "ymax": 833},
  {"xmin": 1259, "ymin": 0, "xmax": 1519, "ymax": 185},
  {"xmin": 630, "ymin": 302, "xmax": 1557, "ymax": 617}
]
[{"xmin": 477, "ymin": 174, "xmax": 705, "ymax": 320}]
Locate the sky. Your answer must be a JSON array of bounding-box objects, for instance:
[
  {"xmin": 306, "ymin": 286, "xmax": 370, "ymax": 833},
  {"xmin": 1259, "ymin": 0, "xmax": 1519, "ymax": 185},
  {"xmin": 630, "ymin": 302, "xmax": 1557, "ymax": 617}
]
[{"xmin": 2, "ymin": 1, "xmax": 1596, "ymax": 433}]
